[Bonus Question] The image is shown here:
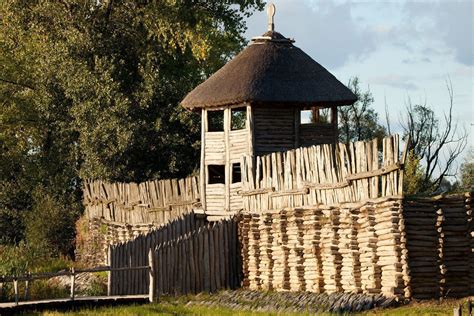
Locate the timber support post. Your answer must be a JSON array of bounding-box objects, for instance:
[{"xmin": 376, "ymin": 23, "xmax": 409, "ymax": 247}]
[
  {"xmin": 13, "ymin": 278, "xmax": 18, "ymax": 306},
  {"xmin": 70, "ymin": 267, "xmax": 75, "ymax": 300},
  {"xmin": 24, "ymin": 272, "xmax": 30, "ymax": 301}
]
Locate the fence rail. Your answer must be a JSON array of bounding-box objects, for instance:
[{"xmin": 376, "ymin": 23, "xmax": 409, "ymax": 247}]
[
  {"xmin": 240, "ymin": 135, "xmax": 405, "ymax": 212},
  {"xmin": 0, "ymin": 264, "xmax": 154, "ymax": 307}
]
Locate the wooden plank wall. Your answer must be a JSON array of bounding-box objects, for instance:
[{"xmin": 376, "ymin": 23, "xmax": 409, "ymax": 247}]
[
  {"xmin": 153, "ymin": 219, "xmax": 241, "ymax": 296},
  {"xmin": 241, "ymin": 135, "xmax": 402, "ymax": 212},
  {"xmin": 83, "ymin": 176, "xmax": 200, "ymax": 225},
  {"xmin": 238, "ymin": 197, "xmax": 407, "ymax": 297},
  {"xmin": 109, "ymin": 216, "xmax": 240, "ymax": 296},
  {"xmin": 299, "ymin": 123, "xmax": 336, "ymax": 147},
  {"xmin": 403, "ymin": 193, "xmax": 474, "ymax": 299},
  {"xmin": 253, "ymin": 107, "xmax": 295, "ymax": 156}
]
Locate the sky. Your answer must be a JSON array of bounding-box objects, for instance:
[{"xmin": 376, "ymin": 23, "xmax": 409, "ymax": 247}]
[{"xmin": 243, "ymin": 0, "xmax": 473, "ymax": 179}]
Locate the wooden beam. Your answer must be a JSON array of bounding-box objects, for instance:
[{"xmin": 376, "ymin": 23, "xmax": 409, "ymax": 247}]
[
  {"xmin": 346, "ymin": 163, "xmax": 401, "ymax": 181},
  {"xmin": 200, "ymin": 109, "xmax": 207, "ymax": 213},
  {"xmin": 294, "ymin": 107, "xmax": 300, "ymax": 148},
  {"xmin": 224, "ymin": 107, "xmax": 231, "ymax": 212}
]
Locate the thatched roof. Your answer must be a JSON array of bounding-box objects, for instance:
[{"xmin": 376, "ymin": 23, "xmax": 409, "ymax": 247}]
[{"xmin": 181, "ymin": 31, "xmax": 357, "ymax": 110}]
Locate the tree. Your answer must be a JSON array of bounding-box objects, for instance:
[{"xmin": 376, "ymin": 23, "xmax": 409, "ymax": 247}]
[
  {"xmin": 403, "ymin": 150, "xmax": 425, "ymax": 195},
  {"xmin": 459, "ymin": 148, "xmax": 474, "ymax": 191},
  {"xmin": 401, "ymin": 81, "xmax": 468, "ymax": 193},
  {"xmin": 338, "ymin": 77, "xmax": 387, "ymax": 143},
  {"xmin": 0, "ymin": 0, "xmax": 264, "ymax": 251}
]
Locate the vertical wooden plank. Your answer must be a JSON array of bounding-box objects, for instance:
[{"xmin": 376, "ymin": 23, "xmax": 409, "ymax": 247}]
[
  {"xmin": 148, "ymin": 249, "xmax": 156, "ymax": 302},
  {"xmin": 294, "ymin": 107, "xmax": 300, "ymax": 148},
  {"xmin": 213, "ymin": 223, "xmax": 221, "ymax": 291},
  {"xmin": 247, "ymin": 104, "xmax": 254, "ymax": 157},
  {"xmin": 224, "ymin": 108, "xmax": 231, "ymax": 212},
  {"xmin": 332, "ymin": 106, "xmax": 338, "ymax": 144},
  {"xmin": 107, "ymin": 246, "xmax": 112, "ymax": 296},
  {"xmin": 204, "ymin": 227, "xmax": 211, "ymax": 292},
  {"xmin": 218, "ymin": 222, "xmax": 226, "ymax": 288}
]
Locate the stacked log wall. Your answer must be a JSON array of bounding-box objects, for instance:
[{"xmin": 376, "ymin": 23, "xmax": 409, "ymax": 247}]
[
  {"xmin": 77, "ymin": 176, "xmax": 200, "ymax": 265},
  {"xmin": 403, "ymin": 193, "xmax": 473, "ymax": 299},
  {"xmin": 238, "ymin": 197, "xmax": 407, "ymax": 297},
  {"xmin": 238, "ymin": 193, "xmax": 473, "ymax": 299}
]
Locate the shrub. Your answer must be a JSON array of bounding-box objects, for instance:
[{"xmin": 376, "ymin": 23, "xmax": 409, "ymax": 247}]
[{"xmin": 25, "ymin": 187, "xmax": 78, "ymax": 256}]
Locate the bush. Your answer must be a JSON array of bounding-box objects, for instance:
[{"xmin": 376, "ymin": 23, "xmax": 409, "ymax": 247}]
[{"xmin": 25, "ymin": 188, "xmax": 78, "ymax": 256}]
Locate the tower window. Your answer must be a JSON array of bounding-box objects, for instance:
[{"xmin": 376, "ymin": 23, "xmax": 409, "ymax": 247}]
[
  {"xmin": 208, "ymin": 110, "xmax": 224, "ymax": 131},
  {"xmin": 232, "ymin": 163, "xmax": 242, "ymax": 183},
  {"xmin": 208, "ymin": 165, "xmax": 225, "ymax": 184},
  {"xmin": 300, "ymin": 107, "xmax": 331, "ymax": 124},
  {"xmin": 231, "ymin": 107, "xmax": 246, "ymax": 130}
]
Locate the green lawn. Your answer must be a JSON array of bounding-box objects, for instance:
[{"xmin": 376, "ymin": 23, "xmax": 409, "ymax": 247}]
[{"xmin": 23, "ymin": 296, "xmax": 473, "ymax": 315}]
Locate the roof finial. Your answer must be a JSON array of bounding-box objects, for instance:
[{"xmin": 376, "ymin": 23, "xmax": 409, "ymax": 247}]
[{"xmin": 267, "ymin": 3, "xmax": 276, "ymax": 32}]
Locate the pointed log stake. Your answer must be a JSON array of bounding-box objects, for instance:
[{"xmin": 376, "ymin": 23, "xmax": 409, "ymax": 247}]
[
  {"xmin": 107, "ymin": 246, "xmax": 112, "ymax": 296},
  {"xmin": 148, "ymin": 249, "xmax": 156, "ymax": 302}
]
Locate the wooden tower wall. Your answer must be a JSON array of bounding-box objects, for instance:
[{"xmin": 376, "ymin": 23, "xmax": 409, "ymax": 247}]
[
  {"xmin": 253, "ymin": 105, "xmax": 338, "ymax": 156},
  {"xmin": 200, "ymin": 105, "xmax": 252, "ymax": 213}
]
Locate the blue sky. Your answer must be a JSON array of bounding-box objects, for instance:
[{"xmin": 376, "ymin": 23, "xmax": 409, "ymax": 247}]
[{"xmin": 244, "ymin": 0, "xmax": 473, "ymax": 178}]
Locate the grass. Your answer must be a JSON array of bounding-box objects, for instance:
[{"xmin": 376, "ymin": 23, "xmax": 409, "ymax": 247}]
[{"xmin": 19, "ymin": 295, "xmax": 473, "ymax": 315}]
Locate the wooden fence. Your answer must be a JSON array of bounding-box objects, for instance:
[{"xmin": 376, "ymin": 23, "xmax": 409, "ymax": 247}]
[
  {"xmin": 152, "ymin": 220, "xmax": 241, "ymax": 296},
  {"xmin": 0, "ymin": 265, "xmax": 152, "ymax": 306},
  {"xmin": 83, "ymin": 176, "xmax": 200, "ymax": 225},
  {"xmin": 108, "ymin": 213, "xmax": 205, "ymax": 295},
  {"xmin": 108, "ymin": 213, "xmax": 240, "ymax": 296},
  {"xmin": 240, "ymin": 135, "xmax": 405, "ymax": 212}
]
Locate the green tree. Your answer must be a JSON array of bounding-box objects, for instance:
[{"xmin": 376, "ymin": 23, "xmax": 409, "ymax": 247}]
[
  {"xmin": 459, "ymin": 148, "xmax": 474, "ymax": 191},
  {"xmin": 403, "ymin": 150, "xmax": 426, "ymax": 195},
  {"xmin": 0, "ymin": 0, "xmax": 264, "ymax": 252},
  {"xmin": 338, "ymin": 77, "xmax": 386, "ymax": 143}
]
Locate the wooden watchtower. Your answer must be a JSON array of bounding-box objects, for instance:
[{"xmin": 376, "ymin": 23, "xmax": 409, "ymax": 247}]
[{"xmin": 181, "ymin": 4, "xmax": 357, "ymax": 214}]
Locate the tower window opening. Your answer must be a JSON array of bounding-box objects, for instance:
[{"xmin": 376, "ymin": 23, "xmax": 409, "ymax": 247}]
[
  {"xmin": 231, "ymin": 107, "xmax": 247, "ymax": 130},
  {"xmin": 232, "ymin": 163, "xmax": 242, "ymax": 183},
  {"xmin": 208, "ymin": 110, "xmax": 224, "ymax": 131},
  {"xmin": 208, "ymin": 165, "xmax": 225, "ymax": 184},
  {"xmin": 300, "ymin": 107, "xmax": 332, "ymax": 124}
]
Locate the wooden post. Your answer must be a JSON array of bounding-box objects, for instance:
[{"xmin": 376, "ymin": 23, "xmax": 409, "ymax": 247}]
[
  {"xmin": 148, "ymin": 249, "xmax": 156, "ymax": 302},
  {"xmin": 224, "ymin": 108, "xmax": 231, "ymax": 212},
  {"xmin": 107, "ymin": 246, "xmax": 112, "ymax": 296},
  {"xmin": 24, "ymin": 272, "xmax": 30, "ymax": 301},
  {"xmin": 70, "ymin": 268, "xmax": 76, "ymax": 300},
  {"xmin": 468, "ymin": 299, "xmax": 472, "ymax": 316},
  {"xmin": 13, "ymin": 278, "xmax": 18, "ymax": 306},
  {"xmin": 200, "ymin": 109, "xmax": 208, "ymax": 213},
  {"xmin": 453, "ymin": 305, "xmax": 462, "ymax": 316},
  {"xmin": 247, "ymin": 104, "xmax": 254, "ymax": 156}
]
